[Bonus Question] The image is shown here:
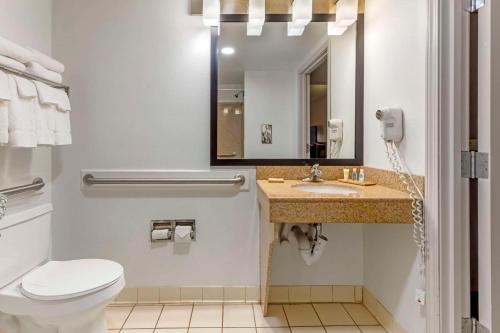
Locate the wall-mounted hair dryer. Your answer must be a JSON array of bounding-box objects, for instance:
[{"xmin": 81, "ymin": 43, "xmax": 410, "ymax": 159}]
[
  {"xmin": 375, "ymin": 108, "xmax": 404, "ymax": 143},
  {"xmin": 328, "ymin": 119, "xmax": 343, "ymax": 158}
]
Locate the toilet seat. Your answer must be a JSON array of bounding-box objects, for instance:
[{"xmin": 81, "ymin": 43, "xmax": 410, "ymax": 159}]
[{"xmin": 21, "ymin": 259, "xmax": 123, "ymax": 301}]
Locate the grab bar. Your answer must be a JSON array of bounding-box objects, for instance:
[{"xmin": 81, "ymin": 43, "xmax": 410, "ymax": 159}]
[
  {"xmin": 0, "ymin": 178, "xmax": 45, "ymax": 197},
  {"xmin": 83, "ymin": 174, "xmax": 246, "ymax": 186}
]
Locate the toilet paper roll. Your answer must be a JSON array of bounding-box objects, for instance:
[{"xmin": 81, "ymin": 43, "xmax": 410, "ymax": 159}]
[
  {"xmin": 174, "ymin": 225, "xmax": 192, "ymax": 243},
  {"xmin": 152, "ymin": 229, "xmax": 170, "ymax": 241}
]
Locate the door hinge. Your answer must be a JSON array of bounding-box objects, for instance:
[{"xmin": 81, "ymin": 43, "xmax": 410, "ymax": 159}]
[
  {"xmin": 462, "ymin": 318, "xmax": 489, "ymax": 333},
  {"xmin": 462, "ymin": 151, "xmax": 489, "ymax": 179},
  {"xmin": 465, "ymin": 0, "xmax": 486, "ymax": 12}
]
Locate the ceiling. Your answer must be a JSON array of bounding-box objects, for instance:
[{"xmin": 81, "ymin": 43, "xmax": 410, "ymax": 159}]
[{"xmin": 218, "ymin": 22, "xmax": 329, "ymax": 86}]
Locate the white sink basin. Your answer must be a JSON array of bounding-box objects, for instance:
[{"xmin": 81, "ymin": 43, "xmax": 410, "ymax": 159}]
[{"xmin": 293, "ymin": 184, "xmax": 360, "ymax": 195}]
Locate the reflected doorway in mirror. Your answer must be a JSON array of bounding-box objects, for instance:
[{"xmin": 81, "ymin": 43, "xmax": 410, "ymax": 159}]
[{"xmin": 261, "ymin": 124, "xmax": 272, "ymax": 144}]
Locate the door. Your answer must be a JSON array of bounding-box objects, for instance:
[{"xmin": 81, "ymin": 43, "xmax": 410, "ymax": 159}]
[{"xmin": 463, "ymin": 0, "xmax": 499, "ymax": 331}]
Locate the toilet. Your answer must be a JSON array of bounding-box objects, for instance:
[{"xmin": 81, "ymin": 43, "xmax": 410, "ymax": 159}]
[{"xmin": 0, "ymin": 204, "xmax": 125, "ymax": 333}]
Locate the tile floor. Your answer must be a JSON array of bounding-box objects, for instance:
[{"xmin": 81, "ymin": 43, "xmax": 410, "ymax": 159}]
[{"xmin": 106, "ymin": 303, "xmax": 387, "ymax": 333}]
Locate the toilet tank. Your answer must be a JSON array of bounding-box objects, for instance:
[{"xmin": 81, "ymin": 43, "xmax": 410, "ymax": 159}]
[{"xmin": 0, "ymin": 204, "xmax": 52, "ymax": 289}]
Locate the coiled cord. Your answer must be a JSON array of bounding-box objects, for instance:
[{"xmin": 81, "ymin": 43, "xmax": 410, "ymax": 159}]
[
  {"xmin": 385, "ymin": 141, "xmax": 426, "ymax": 279},
  {"xmin": 0, "ymin": 193, "xmax": 7, "ymax": 220}
]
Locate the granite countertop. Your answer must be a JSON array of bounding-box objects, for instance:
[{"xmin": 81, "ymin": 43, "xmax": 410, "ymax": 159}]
[
  {"xmin": 257, "ymin": 180, "xmax": 411, "ymax": 202},
  {"xmin": 257, "ymin": 180, "xmax": 414, "ymax": 224}
]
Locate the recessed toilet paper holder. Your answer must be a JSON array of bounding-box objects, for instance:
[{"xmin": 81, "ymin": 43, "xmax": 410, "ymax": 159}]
[{"xmin": 150, "ymin": 220, "xmax": 196, "ymax": 242}]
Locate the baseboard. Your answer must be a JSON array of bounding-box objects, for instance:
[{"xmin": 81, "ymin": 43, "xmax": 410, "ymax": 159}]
[
  {"xmin": 268, "ymin": 285, "xmax": 363, "ymax": 304},
  {"xmin": 363, "ymin": 287, "xmax": 408, "ymax": 333},
  {"xmin": 113, "ymin": 286, "xmax": 260, "ymax": 305}
]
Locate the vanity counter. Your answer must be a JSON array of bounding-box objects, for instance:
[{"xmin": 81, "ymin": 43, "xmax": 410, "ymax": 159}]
[{"xmin": 257, "ymin": 180, "xmax": 414, "ymax": 224}]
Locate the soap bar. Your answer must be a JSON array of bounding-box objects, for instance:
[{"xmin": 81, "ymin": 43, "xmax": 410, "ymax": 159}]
[{"xmin": 268, "ymin": 178, "xmax": 285, "ymax": 183}]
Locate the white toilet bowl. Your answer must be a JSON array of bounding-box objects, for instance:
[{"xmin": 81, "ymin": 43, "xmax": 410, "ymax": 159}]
[{"xmin": 0, "ymin": 259, "xmax": 125, "ymax": 333}]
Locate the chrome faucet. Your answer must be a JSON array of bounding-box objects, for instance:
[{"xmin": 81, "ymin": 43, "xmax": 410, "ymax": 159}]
[{"xmin": 303, "ymin": 164, "xmax": 323, "ymax": 182}]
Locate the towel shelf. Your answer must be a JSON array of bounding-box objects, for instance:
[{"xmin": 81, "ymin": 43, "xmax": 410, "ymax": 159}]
[
  {"xmin": 83, "ymin": 174, "xmax": 246, "ymax": 186},
  {"xmin": 0, "ymin": 63, "xmax": 69, "ymax": 93},
  {"xmin": 0, "ymin": 178, "xmax": 45, "ymax": 197}
]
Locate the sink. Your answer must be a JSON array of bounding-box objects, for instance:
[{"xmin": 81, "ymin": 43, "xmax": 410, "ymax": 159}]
[{"xmin": 293, "ymin": 183, "xmax": 360, "ymax": 195}]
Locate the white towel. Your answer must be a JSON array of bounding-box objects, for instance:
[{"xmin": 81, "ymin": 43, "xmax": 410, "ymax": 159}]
[
  {"xmin": 26, "ymin": 62, "xmax": 63, "ymax": 84},
  {"xmin": 29, "ymin": 48, "xmax": 65, "ymax": 74},
  {"xmin": 54, "ymin": 109, "xmax": 71, "ymax": 145},
  {"xmin": 0, "ymin": 54, "xmax": 26, "ymax": 72},
  {"xmin": 53, "ymin": 88, "xmax": 71, "ymax": 112},
  {"xmin": 0, "ymin": 71, "xmax": 10, "ymax": 144},
  {"xmin": 8, "ymin": 75, "xmax": 37, "ymax": 147},
  {"xmin": 33, "ymin": 81, "xmax": 57, "ymax": 145},
  {"xmin": 0, "ymin": 36, "xmax": 33, "ymax": 64}
]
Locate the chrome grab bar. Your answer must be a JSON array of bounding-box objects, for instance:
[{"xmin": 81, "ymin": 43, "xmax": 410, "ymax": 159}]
[
  {"xmin": 83, "ymin": 174, "xmax": 246, "ymax": 186},
  {"xmin": 0, "ymin": 178, "xmax": 45, "ymax": 197}
]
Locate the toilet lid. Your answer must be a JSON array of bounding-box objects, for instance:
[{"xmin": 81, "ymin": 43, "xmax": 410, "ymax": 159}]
[{"xmin": 21, "ymin": 259, "xmax": 123, "ymax": 301}]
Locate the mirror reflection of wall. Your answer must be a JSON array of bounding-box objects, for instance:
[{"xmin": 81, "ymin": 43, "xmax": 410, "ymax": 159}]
[{"xmin": 217, "ymin": 21, "xmax": 359, "ymax": 161}]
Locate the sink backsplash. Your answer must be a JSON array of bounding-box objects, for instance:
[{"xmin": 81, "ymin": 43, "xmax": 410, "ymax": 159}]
[{"xmin": 256, "ymin": 166, "xmax": 425, "ymax": 194}]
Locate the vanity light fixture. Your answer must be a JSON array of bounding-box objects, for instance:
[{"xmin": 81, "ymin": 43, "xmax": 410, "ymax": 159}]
[
  {"xmin": 221, "ymin": 47, "xmax": 235, "ymax": 55},
  {"xmin": 335, "ymin": 0, "xmax": 359, "ymax": 27},
  {"xmin": 288, "ymin": 0, "xmax": 312, "ymax": 36},
  {"xmin": 203, "ymin": 0, "xmax": 220, "ymax": 27},
  {"xmin": 327, "ymin": 22, "xmax": 348, "ymax": 36},
  {"xmin": 247, "ymin": 0, "xmax": 265, "ymax": 36}
]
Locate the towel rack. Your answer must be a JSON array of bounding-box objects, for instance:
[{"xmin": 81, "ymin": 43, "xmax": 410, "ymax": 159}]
[
  {"xmin": 83, "ymin": 174, "xmax": 246, "ymax": 186},
  {"xmin": 0, "ymin": 178, "xmax": 45, "ymax": 197},
  {"xmin": 0, "ymin": 63, "xmax": 69, "ymax": 93}
]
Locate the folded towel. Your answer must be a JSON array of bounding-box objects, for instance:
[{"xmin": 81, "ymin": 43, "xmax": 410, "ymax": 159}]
[
  {"xmin": 26, "ymin": 62, "xmax": 63, "ymax": 84},
  {"xmin": 8, "ymin": 75, "xmax": 37, "ymax": 147},
  {"xmin": 33, "ymin": 81, "xmax": 57, "ymax": 145},
  {"xmin": 54, "ymin": 109, "xmax": 71, "ymax": 145},
  {"xmin": 0, "ymin": 36, "xmax": 33, "ymax": 64},
  {"xmin": 29, "ymin": 48, "xmax": 65, "ymax": 74},
  {"xmin": 0, "ymin": 71, "xmax": 10, "ymax": 144},
  {"xmin": 53, "ymin": 88, "xmax": 71, "ymax": 112},
  {"xmin": 0, "ymin": 54, "xmax": 26, "ymax": 72}
]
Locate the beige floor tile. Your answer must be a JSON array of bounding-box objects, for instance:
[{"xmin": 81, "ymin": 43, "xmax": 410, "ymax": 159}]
[
  {"xmin": 106, "ymin": 306, "xmax": 133, "ymax": 329},
  {"xmin": 283, "ymin": 304, "xmax": 322, "ymax": 327},
  {"xmin": 108, "ymin": 330, "xmax": 120, "ymax": 333},
  {"xmin": 155, "ymin": 330, "xmax": 189, "ymax": 333},
  {"xmin": 310, "ymin": 286, "xmax": 333, "ymax": 303},
  {"xmin": 123, "ymin": 305, "xmax": 163, "ymax": 329},
  {"xmin": 223, "ymin": 328, "xmax": 257, "ymax": 333},
  {"xmin": 189, "ymin": 329, "xmax": 222, "ymax": 333},
  {"xmin": 223, "ymin": 305, "xmax": 255, "ymax": 327},
  {"xmin": 157, "ymin": 305, "xmax": 193, "ymax": 328},
  {"xmin": 256, "ymin": 328, "xmax": 291, "ymax": 333},
  {"xmin": 289, "ymin": 286, "xmax": 311, "ymax": 303},
  {"xmin": 342, "ymin": 304, "xmax": 378, "ymax": 326},
  {"xmin": 190, "ymin": 305, "xmax": 223, "ymax": 328},
  {"xmin": 332, "ymin": 287, "xmax": 355, "ymax": 303},
  {"xmin": 290, "ymin": 328, "xmax": 326, "ymax": 333},
  {"xmin": 253, "ymin": 305, "xmax": 288, "ymax": 328},
  {"xmin": 358, "ymin": 327, "xmax": 387, "ymax": 333},
  {"xmin": 313, "ymin": 304, "xmax": 355, "ymax": 326},
  {"xmin": 324, "ymin": 327, "xmax": 361, "ymax": 333},
  {"xmin": 120, "ymin": 330, "xmax": 154, "ymax": 333}
]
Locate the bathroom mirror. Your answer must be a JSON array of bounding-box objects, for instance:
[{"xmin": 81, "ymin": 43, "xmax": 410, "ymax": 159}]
[{"xmin": 211, "ymin": 15, "xmax": 364, "ymax": 166}]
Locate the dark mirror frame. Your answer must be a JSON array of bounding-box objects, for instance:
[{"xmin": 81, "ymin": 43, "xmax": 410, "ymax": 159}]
[{"xmin": 211, "ymin": 14, "xmax": 364, "ymax": 166}]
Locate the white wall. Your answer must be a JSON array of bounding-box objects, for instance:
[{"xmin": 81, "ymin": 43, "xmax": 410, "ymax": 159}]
[
  {"xmin": 0, "ymin": 0, "xmax": 53, "ymax": 216},
  {"xmin": 244, "ymin": 71, "xmax": 300, "ymax": 159},
  {"xmin": 362, "ymin": 0, "xmax": 427, "ymax": 332},
  {"xmin": 363, "ymin": 0, "xmax": 427, "ymax": 175},
  {"xmin": 51, "ymin": 0, "xmax": 259, "ymax": 287},
  {"xmin": 330, "ymin": 24, "xmax": 357, "ymax": 159}
]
